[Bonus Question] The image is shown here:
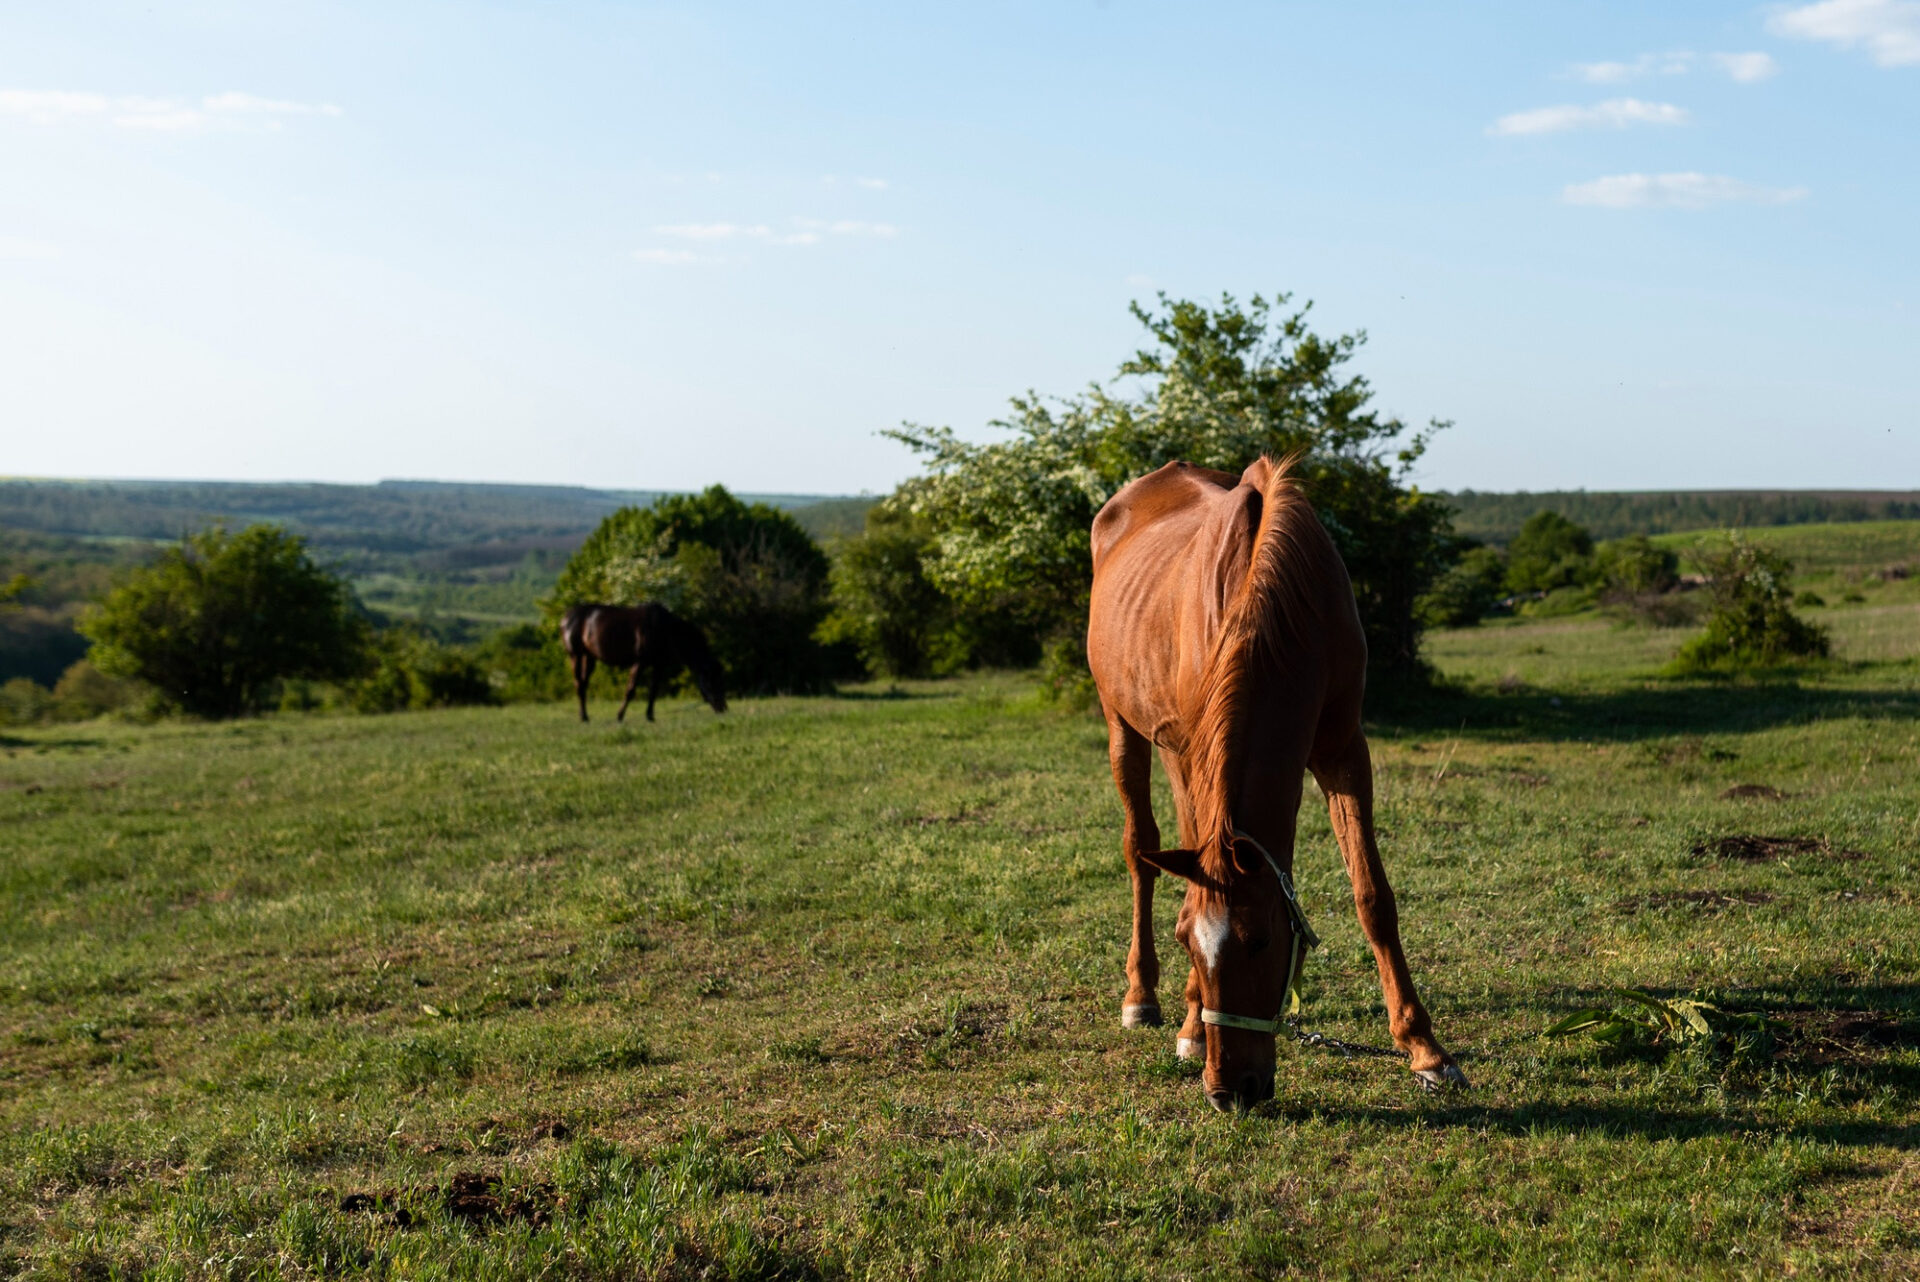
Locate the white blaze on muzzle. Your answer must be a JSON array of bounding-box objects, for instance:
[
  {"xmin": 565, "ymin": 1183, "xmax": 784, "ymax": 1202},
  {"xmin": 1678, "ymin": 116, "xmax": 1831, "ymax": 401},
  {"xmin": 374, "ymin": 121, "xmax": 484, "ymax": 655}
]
[{"xmin": 1197, "ymin": 828, "xmax": 1321, "ymax": 1036}]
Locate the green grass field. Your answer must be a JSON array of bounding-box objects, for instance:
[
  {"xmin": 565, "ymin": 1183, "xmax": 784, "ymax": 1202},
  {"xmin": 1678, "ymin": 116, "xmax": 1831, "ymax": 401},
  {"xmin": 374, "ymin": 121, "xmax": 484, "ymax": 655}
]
[{"xmin": 5, "ymin": 632, "xmax": 1920, "ymax": 1276}]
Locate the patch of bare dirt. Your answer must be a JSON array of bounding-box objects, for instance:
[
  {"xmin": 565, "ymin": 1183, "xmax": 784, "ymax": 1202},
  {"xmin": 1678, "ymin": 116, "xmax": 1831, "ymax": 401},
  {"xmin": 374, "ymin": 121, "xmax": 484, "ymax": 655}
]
[
  {"xmin": 1720, "ymin": 784, "xmax": 1788, "ymax": 801},
  {"xmin": 338, "ymin": 1171, "xmax": 557, "ymax": 1230},
  {"xmin": 1690, "ymin": 834, "xmax": 1864, "ymax": 862},
  {"xmin": 1772, "ymin": 1010, "xmax": 1920, "ymax": 1065}
]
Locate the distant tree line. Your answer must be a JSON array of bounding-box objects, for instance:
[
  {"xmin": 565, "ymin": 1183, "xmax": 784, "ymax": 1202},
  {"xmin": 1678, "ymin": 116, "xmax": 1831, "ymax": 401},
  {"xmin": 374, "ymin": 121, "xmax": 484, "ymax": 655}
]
[
  {"xmin": 6, "ymin": 292, "xmax": 1866, "ymax": 723},
  {"xmin": 1443, "ymin": 489, "xmax": 1920, "ymax": 543}
]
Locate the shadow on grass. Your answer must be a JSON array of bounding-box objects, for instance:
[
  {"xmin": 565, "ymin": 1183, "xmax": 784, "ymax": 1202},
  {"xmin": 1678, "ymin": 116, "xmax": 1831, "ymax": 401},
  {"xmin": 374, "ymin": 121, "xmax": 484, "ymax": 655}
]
[
  {"xmin": 1, "ymin": 733, "xmax": 107, "ymax": 751},
  {"xmin": 830, "ymin": 686, "xmax": 944, "ymax": 701},
  {"xmin": 1278, "ymin": 1097, "xmax": 1920, "ymax": 1150},
  {"xmin": 1372, "ymin": 676, "xmax": 1920, "ymax": 745}
]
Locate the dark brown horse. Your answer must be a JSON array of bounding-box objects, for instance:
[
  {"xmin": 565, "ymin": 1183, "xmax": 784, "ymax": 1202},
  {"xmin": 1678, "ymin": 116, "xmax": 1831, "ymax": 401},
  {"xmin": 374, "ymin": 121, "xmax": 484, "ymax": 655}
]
[
  {"xmin": 1087, "ymin": 456, "xmax": 1465, "ymax": 1111},
  {"xmin": 559, "ymin": 603, "xmax": 727, "ymax": 723}
]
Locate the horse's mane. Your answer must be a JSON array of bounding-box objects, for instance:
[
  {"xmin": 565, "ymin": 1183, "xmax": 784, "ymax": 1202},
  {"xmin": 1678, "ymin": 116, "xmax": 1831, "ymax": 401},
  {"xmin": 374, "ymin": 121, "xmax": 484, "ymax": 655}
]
[{"xmin": 1182, "ymin": 454, "xmax": 1337, "ymax": 879}]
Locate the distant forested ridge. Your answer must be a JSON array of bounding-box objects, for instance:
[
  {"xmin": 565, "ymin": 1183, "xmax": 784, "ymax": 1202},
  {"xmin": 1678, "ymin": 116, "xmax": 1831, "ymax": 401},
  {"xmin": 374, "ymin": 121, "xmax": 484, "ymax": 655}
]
[
  {"xmin": 0, "ymin": 479, "xmax": 868, "ymax": 552},
  {"xmin": 1441, "ymin": 490, "xmax": 1920, "ymax": 544},
  {"xmin": 0, "ymin": 480, "xmax": 874, "ymax": 683}
]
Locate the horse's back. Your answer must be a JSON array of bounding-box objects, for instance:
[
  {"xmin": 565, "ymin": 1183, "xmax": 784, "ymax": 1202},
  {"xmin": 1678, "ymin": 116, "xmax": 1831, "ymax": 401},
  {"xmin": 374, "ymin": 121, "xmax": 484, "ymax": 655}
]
[{"xmin": 1089, "ymin": 459, "xmax": 1360, "ymax": 743}]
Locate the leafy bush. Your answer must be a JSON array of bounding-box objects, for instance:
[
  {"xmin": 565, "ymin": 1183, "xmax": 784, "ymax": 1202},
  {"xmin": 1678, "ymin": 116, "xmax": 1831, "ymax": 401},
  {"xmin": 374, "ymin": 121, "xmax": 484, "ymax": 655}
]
[
  {"xmin": 820, "ymin": 513, "xmax": 955, "ymax": 679},
  {"xmin": 474, "ymin": 623, "xmax": 574, "ymax": 702},
  {"xmin": 0, "ymin": 677, "xmax": 52, "ymax": 727},
  {"xmin": 548, "ymin": 486, "xmax": 837, "ymax": 694},
  {"xmin": 1505, "ymin": 511, "xmax": 1594, "ymax": 594},
  {"xmin": 1546, "ymin": 988, "xmax": 1773, "ymax": 1065},
  {"xmin": 1418, "ymin": 545, "xmax": 1508, "ymax": 628},
  {"xmin": 346, "ymin": 628, "xmax": 499, "ymax": 713},
  {"xmin": 51, "ymin": 660, "xmax": 145, "ymax": 720},
  {"xmin": 886, "ymin": 292, "xmax": 1455, "ymax": 687},
  {"xmin": 1669, "ymin": 533, "xmax": 1830, "ymax": 674},
  {"xmin": 79, "ymin": 525, "xmax": 369, "ymax": 719},
  {"xmin": 1594, "ymin": 535, "xmax": 1679, "ymax": 597}
]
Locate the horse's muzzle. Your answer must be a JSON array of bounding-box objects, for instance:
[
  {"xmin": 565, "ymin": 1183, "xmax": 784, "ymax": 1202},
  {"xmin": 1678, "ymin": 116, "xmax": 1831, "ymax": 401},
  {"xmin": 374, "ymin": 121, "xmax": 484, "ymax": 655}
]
[{"xmin": 1207, "ymin": 1067, "xmax": 1274, "ymax": 1112}]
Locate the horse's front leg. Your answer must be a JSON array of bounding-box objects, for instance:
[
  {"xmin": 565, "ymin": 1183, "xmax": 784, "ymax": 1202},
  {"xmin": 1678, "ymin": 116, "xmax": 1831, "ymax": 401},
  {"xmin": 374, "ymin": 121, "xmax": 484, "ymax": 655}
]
[
  {"xmin": 645, "ymin": 667, "xmax": 665, "ymax": 722},
  {"xmin": 1107, "ymin": 715, "xmax": 1164, "ymax": 1029},
  {"xmin": 1312, "ymin": 730, "xmax": 1467, "ymax": 1089},
  {"xmin": 574, "ymin": 654, "xmax": 595, "ymax": 722},
  {"xmin": 614, "ymin": 664, "xmax": 642, "ymax": 722}
]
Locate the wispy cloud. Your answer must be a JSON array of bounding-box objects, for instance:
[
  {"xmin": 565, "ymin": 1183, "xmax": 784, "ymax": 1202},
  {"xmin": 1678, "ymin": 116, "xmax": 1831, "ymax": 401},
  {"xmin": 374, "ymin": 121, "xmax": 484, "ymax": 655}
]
[
  {"xmin": 1712, "ymin": 51, "xmax": 1781, "ymax": 82},
  {"xmin": 793, "ymin": 218, "xmax": 899, "ymax": 238},
  {"xmin": 0, "ymin": 235, "xmax": 60, "ymax": 261},
  {"xmin": 1572, "ymin": 52, "xmax": 1694, "ymax": 82},
  {"xmin": 1570, "ymin": 50, "xmax": 1782, "ymax": 83},
  {"xmin": 1562, "ymin": 172, "xmax": 1809, "ymax": 209},
  {"xmin": 631, "ymin": 248, "xmax": 709, "ymax": 266},
  {"xmin": 854, "ymin": 176, "xmax": 888, "ymax": 190},
  {"xmin": 1768, "ymin": 0, "xmax": 1920, "ymax": 67},
  {"xmin": 652, "ymin": 223, "xmax": 771, "ymax": 240},
  {"xmin": 633, "ymin": 217, "xmax": 899, "ymax": 265},
  {"xmin": 1489, "ymin": 98, "xmax": 1688, "ymax": 136},
  {"xmin": 0, "ymin": 88, "xmax": 342, "ymax": 132}
]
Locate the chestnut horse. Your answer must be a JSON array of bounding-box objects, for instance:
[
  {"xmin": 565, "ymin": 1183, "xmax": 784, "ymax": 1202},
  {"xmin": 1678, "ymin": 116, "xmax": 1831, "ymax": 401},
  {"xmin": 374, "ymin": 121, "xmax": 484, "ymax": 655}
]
[
  {"xmin": 559, "ymin": 602, "xmax": 727, "ymax": 723},
  {"xmin": 1088, "ymin": 456, "xmax": 1466, "ymax": 1111}
]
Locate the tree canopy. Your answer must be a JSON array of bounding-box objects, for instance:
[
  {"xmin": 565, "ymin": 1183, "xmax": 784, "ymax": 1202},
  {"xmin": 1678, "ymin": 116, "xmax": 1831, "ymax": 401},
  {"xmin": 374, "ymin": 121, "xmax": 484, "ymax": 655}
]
[
  {"xmin": 80, "ymin": 525, "xmax": 368, "ymax": 718},
  {"xmin": 884, "ymin": 292, "xmax": 1454, "ymax": 680},
  {"xmin": 547, "ymin": 486, "xmax": 837, "ymax": 694}
]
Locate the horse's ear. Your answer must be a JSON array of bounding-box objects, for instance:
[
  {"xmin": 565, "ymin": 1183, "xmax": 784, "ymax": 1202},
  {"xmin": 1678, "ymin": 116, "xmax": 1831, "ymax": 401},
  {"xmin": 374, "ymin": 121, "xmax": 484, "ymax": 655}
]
[{"xmin": 1138, "ymin": 848, "xmax": 1203, "ymax": 881}]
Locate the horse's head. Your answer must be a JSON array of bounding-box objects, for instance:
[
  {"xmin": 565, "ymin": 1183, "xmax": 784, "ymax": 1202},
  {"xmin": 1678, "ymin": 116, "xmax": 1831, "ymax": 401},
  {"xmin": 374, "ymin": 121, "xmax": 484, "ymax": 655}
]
[
  {"xmin": 1143, "ymin": 835, "xmax": 1306, "ymax": 1112},
  {"xmin": 678, "ymin": 624, "xmax": 728, "ymax": 714}
]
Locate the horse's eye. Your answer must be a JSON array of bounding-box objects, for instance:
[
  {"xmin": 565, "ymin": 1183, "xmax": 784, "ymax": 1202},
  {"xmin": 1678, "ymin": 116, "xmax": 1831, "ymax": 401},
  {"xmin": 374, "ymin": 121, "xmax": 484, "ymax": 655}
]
[{"xmin": 1246, "ymin": 936, "xmax": 1271, "ymax": 957}]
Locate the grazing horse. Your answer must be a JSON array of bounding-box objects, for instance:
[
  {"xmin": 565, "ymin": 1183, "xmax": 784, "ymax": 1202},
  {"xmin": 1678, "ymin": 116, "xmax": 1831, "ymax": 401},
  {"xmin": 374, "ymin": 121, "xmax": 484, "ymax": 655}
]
[
  {"xmin": 559, "ymin": 602, "xmax": 727, "ymax": 723},
  {"xmin": 1088, "ymin": 456, "xmax": 1466, "ymax": 1111}
]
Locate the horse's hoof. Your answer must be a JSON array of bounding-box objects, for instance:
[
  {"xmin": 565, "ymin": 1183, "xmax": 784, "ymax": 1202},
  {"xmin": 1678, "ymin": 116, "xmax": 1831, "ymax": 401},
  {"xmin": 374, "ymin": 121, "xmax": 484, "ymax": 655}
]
[
  {"xmin": 1414, "ymin": 1063, "xmax": 1471, "ymax": 1092},
  {"xmin": 1176, "ymin": 1037, "xmax": 1203, "ymax": 1061},
  {"xmin": 1121, "ymin": 1004, "xmax": 1162, "ymax": 1029}
]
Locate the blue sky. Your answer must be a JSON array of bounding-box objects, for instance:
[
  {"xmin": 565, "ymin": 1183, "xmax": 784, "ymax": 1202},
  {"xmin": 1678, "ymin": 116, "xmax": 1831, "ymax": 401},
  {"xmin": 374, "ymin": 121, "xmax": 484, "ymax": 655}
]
[{"xmin": 2, "ymin": 1, "xmax": 1916, "ymax": 494}]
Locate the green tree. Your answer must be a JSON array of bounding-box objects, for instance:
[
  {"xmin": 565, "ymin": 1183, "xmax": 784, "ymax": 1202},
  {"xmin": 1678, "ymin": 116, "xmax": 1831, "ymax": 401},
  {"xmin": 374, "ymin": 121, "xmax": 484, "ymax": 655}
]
[
  {"xmin": 80, "ymin": 525, "xmax": 368, "ymax": 718},
  {"xmin": 1670, "ymin": 534, "xmax": 1829, "ymax": 673},
  {"xmin": 1593, "ymin": 535, "xmax": 1679, "ymax": 598},
  {"xmin": 1418, "ymin": 545, "xmax": 1509, "ymax": 628},
  {"xmin": 886, "ymin": 292, "xmax": 1454, "ymax": 683},
  {"xmin": 548, "ymin": 486, "xmax": 836, "ymax": 694},
  {"xmin": 1505, "ymin": 511, "xmax": 1595, "ymax": 594},
  {"xmin": 819, "ymin": 511, "xmax": 953, "ymax": 679}
]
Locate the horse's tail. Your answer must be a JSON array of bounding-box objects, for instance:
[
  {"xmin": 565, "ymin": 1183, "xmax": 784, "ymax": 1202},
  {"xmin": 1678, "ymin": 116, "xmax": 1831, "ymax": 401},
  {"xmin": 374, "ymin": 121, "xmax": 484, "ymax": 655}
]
[{"xmin": 1183, "ymin": 454, "xmax": 1336, "ymax": 873}]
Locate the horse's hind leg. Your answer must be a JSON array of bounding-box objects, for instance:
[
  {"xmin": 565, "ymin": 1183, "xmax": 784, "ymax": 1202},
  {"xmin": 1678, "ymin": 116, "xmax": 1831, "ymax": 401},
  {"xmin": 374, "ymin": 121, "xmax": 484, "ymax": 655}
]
[
  {"xmin": 645, "ymin": 668, "xmax": 665, "ymax": 722},
  {"xmin": 614, "ymin": 665, "xmax": 642, "ymax": 722},
  {"xmin": 1107, "ymin": 714, "xmax": 1165, "ymax": 1032},
  {"xmin": 1311, "ymin": 727, "xmax": 1467, "ymax": 1089},
  {"xmin": 573, "ymin": 654, "xmax": 595, "ymax": 722}
]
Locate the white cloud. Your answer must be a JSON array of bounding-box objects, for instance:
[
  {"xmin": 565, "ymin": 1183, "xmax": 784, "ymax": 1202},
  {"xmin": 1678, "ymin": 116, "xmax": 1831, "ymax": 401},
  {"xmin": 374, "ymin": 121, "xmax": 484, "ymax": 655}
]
[
  {"xmin": 0, "ymin": 88, "xmax": 342, "ymax": 132},
  {"xmin": 1489, "ymin": 98, "xmax": 1688, "ymax": 136},
  {"xmin": 0, "ymin": 235, "xmax": 60, "ymax": 261},
  {"xmin": 1572, "ymin": 51, "xmax": 1695, "ymax": 82},
  {"xmin": 794, "ymin": 218, "xmax": 898, "ymax": 238},
  {"xmin": 1712, "ymin": 51, "xmax": 1781, "ymax": 82},
  {"xmin": 0, "ymin": 89, "xmax": 110, "ymax": 123},
  {"xmin": 1768, "ymin": 0, "xmax": 1920, "ymax": 66},
  {"xmin": 651, "ymin": 222, "xmax": 771, "ymax": 240},
  {"xmin": 854, "ymin": 176, "xmax": 888, "ymax": 189},
  {"xmin": 1562, "ymin": 172, "xmax": 1809, "ymax": 209},
  {"xmin": 631, "ymin": 248, "xmax": 708, "ymax": 265},
  {"xmin": 637, "ymin": 217, "xmax": 898, "ymax": 263}
]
